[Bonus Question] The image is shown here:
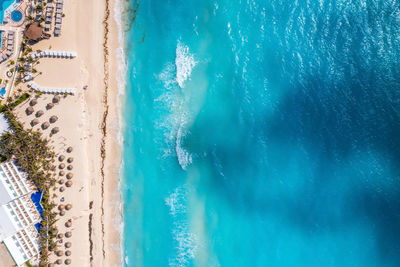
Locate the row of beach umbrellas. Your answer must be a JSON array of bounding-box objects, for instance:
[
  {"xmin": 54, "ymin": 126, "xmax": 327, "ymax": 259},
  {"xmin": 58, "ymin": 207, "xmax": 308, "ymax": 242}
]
[
  {"xmin": 30, "ymin": 50, "xmax": 77, "ymax": 59},
  {"xmin": 28, "ymin": 82, "xmax": 75, "ymax": 95}
]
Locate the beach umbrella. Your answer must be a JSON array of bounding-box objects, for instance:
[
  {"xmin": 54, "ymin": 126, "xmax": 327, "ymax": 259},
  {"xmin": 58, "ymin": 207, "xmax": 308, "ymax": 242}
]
[
  {"xmin": 66, "ymin": 173, "xmax": 73, "ymax": 179},
  {"xmin": 53, "ymin": 95, "xmax": 61, "ymax": 103},
  {"xmin": 58, "ymin": 204, "xmax": 64, "ymax": 210},
  {"xmin": 41, "ymin": 122, "xmax": 50, "ymax": 129},
  {"xmin": 65, "ymin": 231, "xmax": 72, "ymax": 238},
  {"xmin": 25, "ymin": 106, "xmax": 34, "ymax": 115},
  {"xmin": 29, "ymin": 98, "xmax": 37, "ymax": 106},
  {"xmin": 67, "ymin": 165, "xmax": 73, "ymax": 170},
  {"xmin": 65, "ymin": 259, "xmax": 71, "ymax": 265},
  {"xmin": 56, "ymin": 250, "xmax": 63, "ymax": 257},
  {"xmin": 58, "ymin": 179, "xmax": 64, "ymax": 185},
  {"xmin": 56, "ymin": 259, "xmax": 62, "ymax": 265},
  {"xmin": 67, "ymin": 157, "xmax": 74, "ymax": 163},
  {"xmin": 67, "ymin": 146, "xmax": 73, "ymax": 153},
  {"xmin": 57, "ymin": 233, "xmax": 64, "ymax": 239},
  {"xmin": 36, "ymin": 110, "xmax": 44, "ymax": 117},
  {"xmin": 59, "ymin": 163, "xmax": 65, "ymax": 169},
  {"xmin": 65, "ymin": 204, "xmax": 72, "ymax": 210},
  {"xmin": 30, "ymin": 119, "xmax": 39, "ymax": 126},
  {"xmin": 59, "ymin": 170, "xmax": 65, "ymax": 176},
  {"xmin": 65, "ymin": 250, "xmax": 71, "ymax": 257},
  {"xmin": 65, "ymin": 221, "xmax": 72, "ymax": 228},
  {"xmin": 52, "ymin": 127, "xmax": 60, "ymax": 134},
  {"xmin": 49, "ymin": 115, "xmax": 58, "ymax": 123},
  {"xmin": 48, "ymin": 263, "xmax": 55, "ymax": 267},
  {"xmin": 65, "ymin": 242, "xmax": 71, "ymax": 248},
  {"xmin": 58, "ymin": 155, "xmax": 65, "ymax": 162},
  {"xmin": 66, "ymin": 180, "xmax": 73, "ymax": 187},
  {"xmin": 59, "ymin": 186, "xmax": 65, "ymax": 192},
  {"xmin": 60, "ymin": 210, "xmax": 65, "ymax": 216},
  {"xmin": 46, "ymin": 102, "xmax": 54, "ymax": 110}
]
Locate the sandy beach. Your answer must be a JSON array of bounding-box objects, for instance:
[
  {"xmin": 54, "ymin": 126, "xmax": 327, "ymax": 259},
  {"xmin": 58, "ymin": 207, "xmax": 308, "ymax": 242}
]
[{"xmin": 12, "ymin": 0, "xmax": 122, "ymax": 266}]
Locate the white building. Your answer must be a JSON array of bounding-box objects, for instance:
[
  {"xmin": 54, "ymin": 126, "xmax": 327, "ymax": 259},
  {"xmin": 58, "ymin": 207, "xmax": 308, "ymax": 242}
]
[{"xmin": 0, "ymin": 161, "xmax": 41, "ymax": 266}]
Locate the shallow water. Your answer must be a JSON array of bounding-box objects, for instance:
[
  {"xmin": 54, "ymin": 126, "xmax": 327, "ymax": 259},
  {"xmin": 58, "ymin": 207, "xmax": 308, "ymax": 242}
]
[{"xmin": 122, "ymin": 0, "xmax": 400, "ymax": 266}]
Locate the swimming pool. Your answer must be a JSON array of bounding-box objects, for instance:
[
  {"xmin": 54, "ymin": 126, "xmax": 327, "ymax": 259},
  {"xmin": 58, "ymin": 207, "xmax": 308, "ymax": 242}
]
[
  {"xmin": 11, "ymin": 9, "xmax": 21, "ymax": 22},
  {"xmin": 0, "ymin": 87, "xmax": 6, "ymax": 97},
  {"xmin": 30, "ymin": 190, "xmax": 44, "ymax": 216},
  {"xmin": 0, "ymin": 0, "xmax": 15, "ymax": 23}
]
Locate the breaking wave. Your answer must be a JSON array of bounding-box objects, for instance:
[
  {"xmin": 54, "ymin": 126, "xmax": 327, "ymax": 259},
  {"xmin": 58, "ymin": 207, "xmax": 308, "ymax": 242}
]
[
  {"xmin": 175, "ymin": 41, "xmax": 197, "ymax": 88},
  {"xmin": 165, "ymin": 186, "xmax": 198, "ymax": 266},
  {"xmin": 155, "ymin": 41, "xmax": 197, "ymax": 170}
]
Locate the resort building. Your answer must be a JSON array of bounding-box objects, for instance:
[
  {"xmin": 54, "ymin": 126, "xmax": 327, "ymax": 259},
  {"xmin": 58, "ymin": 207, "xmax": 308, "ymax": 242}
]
[{"xmin": 0, "ymin": 161, "xmax": 41, "ymax": 266}]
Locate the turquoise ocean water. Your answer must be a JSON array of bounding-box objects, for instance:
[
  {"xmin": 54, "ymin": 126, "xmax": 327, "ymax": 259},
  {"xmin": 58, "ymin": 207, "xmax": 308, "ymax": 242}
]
[{"xmin": 122, "ymin": 0, "xmax": 400, "ymax": 266}]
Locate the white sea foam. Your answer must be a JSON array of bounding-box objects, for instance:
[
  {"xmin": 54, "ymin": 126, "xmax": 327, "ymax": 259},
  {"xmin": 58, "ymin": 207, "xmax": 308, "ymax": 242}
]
[
  {"xmin": 165, "ymin": 186, "xmax": 198, "ymax": 266},
  {"xmin": 169, "ymin": 223, "xmax": 198, "ymax": 267},
  {"xmin": 165, "ymin": 186, "xmax": 188, "ymax": 216},
  {"xmin": 176, "ymin": 126, "xmax": 192, "ymax": 170},
  {"xmin": 114, "ymin": 0, "xmax": 127, "ymax": 266},
  {"xmin": 175, "ymin": 41, "xmax": 197, "ymax": 88}
]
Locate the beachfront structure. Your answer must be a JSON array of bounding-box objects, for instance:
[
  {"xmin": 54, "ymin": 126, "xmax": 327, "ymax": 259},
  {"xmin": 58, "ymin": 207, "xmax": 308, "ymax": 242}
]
[
  {"xmin": 0, "ymin": 31, "xmax": 15, "ymax": 64},
  {"xmin": 54, "ymin": 0, "xmax": 64, "ymax": 36},
  {"xmin": 0, "ymin": 161, "xmax": 41, "ymax": 266}
]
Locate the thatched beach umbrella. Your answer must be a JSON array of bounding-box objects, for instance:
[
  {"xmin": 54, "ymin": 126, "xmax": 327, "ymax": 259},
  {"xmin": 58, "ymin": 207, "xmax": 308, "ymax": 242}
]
[
  {"xmin": 67, "ymin": 146, "xmax": 73, "ymax": 153},
  {"xmin": 65, "ymin": 231, "xmax": 72, "ymax": 238},
  {"xmin": 42, "ymin": 122, "xmax": 50, "ymax": 129},
  {"xmin": 36, "ymin": 110, "xmax": 44, "ymax": 117},
  {"xmin": 57, "ymin": 233, "xmax": 64, "ymax": 239},
  {"xmin": 51, "ymin": 127, "xmax": 60, "ymax": 134},
  {"xmin": 30, "ymin": 119, "xmax": 39, "ymax": 126},
  {"xmin": 58, "ymin": 155, "xmax": 65, "ymax": 162},
  {"xmin": 58, "ymin": 179, "xmax": 64, "ymax": 185},
  {"xmin": 56, "ymin": 259, "xmax": 62, "ymax": 265},
  {"xmin": 59, "ymin": 186, "xmax": 65, "ymax": 192},
  {"xmin": 67, "ymin": 157, "xmax": 74, "ymax": 163},
  {"xmin": 46, "ymin": 102, "xmax": 54, "ymax": 110},
  {"xmin": 49, "ymin": 115, "xmax": 58, "ymax": 123},
  {"xmin": 53, "ymin": 95, "xmax": 61, "ymax": 103},
  {"xmin": 56, "ymin": 250, "xmax": 63, "ymax": 257},
  {"xmin": 58, "ymin": 204, "xmax": 64, "ymax": 210},
  {"xmin": 48, "ymin": 263, "xmax": 55, "ymax": 267},
  {"xmin": 65, "ymin": 242, "xmax": 71, "ymax": 248},
  {"xmin": 65, "ymin": 259, "xmax": 71, "ymax": 265},
  {"xmin": 29, "ymin": 98, "xmax": 37, "ymax": 106},
  {"xmin": 65, "ymin": 250, "xmax": 71, "ymax": 257},
  {"xmin": 66, "ymin": 180, "xmax": 73, "ymax": 187},
  {"xmin": 67, "ymin": 165, "xmax": 73, "ymax": 170},
  {"xmin": 65, "ymin": 204, "xmax": 72, "ymax": 210},
  {"xmin": 59, "ymin": 170, "xmax": 65, "ymax": 176},
  {"xmin": 59, "ymin": 210, "xmax": 65, "ymax": 216},
  {"xmin": 26, "ymin": 106, "xmax": 34, "ymax": 115},
  {"xmin": 65, "ymin": 221, "xmax": 72, "ymax": 228},
  {"xmin": 59, "ymin": 163, "xmax": 65, "ymax": 169},
  {"xmin": 66, "ymin": 173, "xmax": 73, "ymax": 179}
]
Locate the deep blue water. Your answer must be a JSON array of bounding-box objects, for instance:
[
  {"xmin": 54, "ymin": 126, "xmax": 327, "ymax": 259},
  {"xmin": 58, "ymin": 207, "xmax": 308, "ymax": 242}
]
[{"xmin": 122, "ymin": 0, "xmax": 400, "ymax": 266}]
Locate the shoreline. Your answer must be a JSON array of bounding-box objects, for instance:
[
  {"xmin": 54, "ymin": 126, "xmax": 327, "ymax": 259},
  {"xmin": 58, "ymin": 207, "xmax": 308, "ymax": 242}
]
[{"xmin": 102, "ymin": 0, "xmax": 125, "ymax": 265}]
